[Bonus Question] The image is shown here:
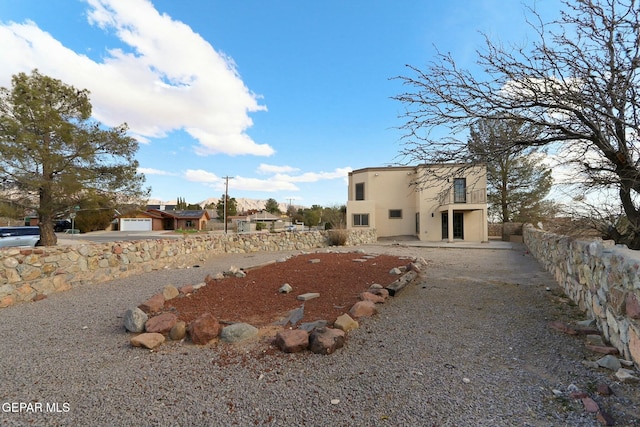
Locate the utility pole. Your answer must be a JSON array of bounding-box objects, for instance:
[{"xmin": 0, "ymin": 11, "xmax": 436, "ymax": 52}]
[{"xmin": 223, "ymin": 176, "xmax": 233, "ymax": 233}]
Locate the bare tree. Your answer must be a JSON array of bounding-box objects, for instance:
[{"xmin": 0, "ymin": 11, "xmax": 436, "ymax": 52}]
[{"xmin": 393, "ymin": 0, "xmax": 640, "ymax": 248}]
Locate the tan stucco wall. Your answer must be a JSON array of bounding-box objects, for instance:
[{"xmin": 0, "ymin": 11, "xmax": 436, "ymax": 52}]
[{"xmin": 347, "ymin": 164, "xmax": 488, "ymax": 242}]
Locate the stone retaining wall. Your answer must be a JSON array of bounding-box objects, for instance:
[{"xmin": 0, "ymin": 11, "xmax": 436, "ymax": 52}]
[
  {"xmin": 523, "ymin": 224, "xmax": 640, "ymax": 366},
  {"xmin": 0, "ymin": 229, "xmax": 377, "ymax": 309}
]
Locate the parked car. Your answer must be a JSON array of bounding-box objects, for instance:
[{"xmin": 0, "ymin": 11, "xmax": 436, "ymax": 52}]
[
  {"xmin": 54, "ymin": 220, "xmax": 72, "ymax": 232},
  {"xmin": 0, "ymin": 226, "xmax": 41, "ymax": 248},
  {"xmin": 284, "ymin": 225, "xmax": 297, "ymax": 232}
]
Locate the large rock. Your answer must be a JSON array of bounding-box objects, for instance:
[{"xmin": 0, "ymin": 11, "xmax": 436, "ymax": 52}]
[
  {"xmin": 275, "ymin": 306, "xmax": 304, "ymax": 326},
  {"xmin": 297, "ymin": 292, "xmax": 320, "ymax": 301},
  {"xmin": 309, "ymin": 327, "xmax": 345, "ymax": 355},
  {"xmin": 274, "ymin": 329, "xmax": 309, "ymax": 353},
  {"xmin": 359, "ymin": 291, "xmax": 385, "ymax": 304},
  {"xmin": 279, "ymin": 283, "xmax": 293, "ymax": 294},
  {"xmin": 179, "ymin": 285, "xmax": 194, "ymax": 295},
  {"xmin": 596, "ymin": 355, "xmax": 621, "ymax": 371},
  {"xmin": 162, "ymin": 285, "xmax": 179, "ymax": 300},
  {"xmin": 145, "ymin": 312, "xmax": 178, "ymax": 334},
  {"xmin": 220, "ymin": 323, "xmax": 259, "ymax": 343},
  {"xmin": 367, "ymin": 287, "xmax": 389, "ymax": 300},
  {"xmin": 123, "ymin": 307, "xmax": 148, "ymax": 333},
  {"xmin": 627, "ymin": 293, "xmax": 640, "ymax": 319},
  {"xmin": 334, "ymin": 313, "xmax": 359, "ymax": 332},
  {"xmin": 407, "ymin": 262, "xmax": 422, "ymax": 273},
  {"xmin": 188, "ymin": 312, "xmax": 220, "ymax": 345},
  {"xmin": 130, "ymin": 332, "xmax": 165, "ymax": 349},
  {"xmin": 348, "ymin": 300, "xmax": 377, "ymax": 318},
  {"xmin": 138, "ymin": 294, "xmax": 165, "ymax": 314},
  {"xmin": 298, "ymin": 320, "xmax": 327, "ymax": 332},
  {"xmin": 169, "ymin": 321, "xmax": 187, "ymax": 341}
]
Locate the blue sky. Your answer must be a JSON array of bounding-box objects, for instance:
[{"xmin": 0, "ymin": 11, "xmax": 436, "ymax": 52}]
[{"xmin": 0, "ymin": 0, "xmax": 561, "ymax": 207}]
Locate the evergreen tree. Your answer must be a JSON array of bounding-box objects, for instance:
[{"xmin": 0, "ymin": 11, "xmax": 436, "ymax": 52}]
[
  {"xmin": 216, "ymin": 194, "xmax": 237, "ymax": 220},
  {"xmin": 0, "ymin": 70, "xmax": 147, "ymax": 245},
  {"xmin": 264, "ymin": 198, "xmax": 281, "ymax": 214},
  {"xmin": 468, "ymin": 117, "xmax": 553, "ymax": 223}
]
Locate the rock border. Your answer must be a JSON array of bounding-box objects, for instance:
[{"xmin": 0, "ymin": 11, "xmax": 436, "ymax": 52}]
[{"xmin": 122, "ymin": 250, "xmax": 427, "ymax": 355}]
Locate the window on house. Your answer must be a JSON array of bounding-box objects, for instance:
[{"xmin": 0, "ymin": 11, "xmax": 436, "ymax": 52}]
[
  {"xmin": 355, "ymin": 183, "xmax": 365, "ymax": 200},
  {"xmin": 185, "ymin": 220, "xmax": 194, "ymax": 228},
  {"xmin": 389, "ymin": 209, "xmax": 402, "ymax": 219},
  {"xmin": 352, "ymin": 214, "xmax": 369, "ymax": 226},
  {"xmin": 454, "ymin": 178, "xmax": 467, "ymax": 203}
]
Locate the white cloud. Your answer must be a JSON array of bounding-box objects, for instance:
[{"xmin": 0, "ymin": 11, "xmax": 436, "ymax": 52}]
[
  {"xmin": 232, "ymin": 176, "xmax": 299, "ymax": 192},
  {"xmin": 183, "ymin": 166, "xmax": 351, "ymax": 193},
  {"xmin": 273, "ymin": 167, "xmax": 353, "ymax": 183},
  {"xmin": 183, "ymin": 169, "xmax": 297, "ymax": 192},
  {"xmin": 184, "ymin": 169, "xmax": 220, "ymax": 183},
  {"xmin": 0, "ymin": 0, "xmax": 272, "ymax": 157},
  {"xmin": 138, "ymin": 167, "xmax": 177, "ymax": 176},
  {"xmin": 256, "ymin": 164, "xmax": 301, "ymax": 174}
]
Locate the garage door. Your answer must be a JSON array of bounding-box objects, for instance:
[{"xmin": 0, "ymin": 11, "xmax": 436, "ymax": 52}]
[{"xmin": 120, "ymin": 218, "xmax": 152, "ymax": 231}]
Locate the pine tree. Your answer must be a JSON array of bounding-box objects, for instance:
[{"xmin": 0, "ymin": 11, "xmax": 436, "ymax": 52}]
[
  {"xmin": 0, "ymin": 70, "xmax": 147, "ymax": 245},
  {"xmin": 468, "ymin": 117, "xmax": 553, "ymax": 223}
]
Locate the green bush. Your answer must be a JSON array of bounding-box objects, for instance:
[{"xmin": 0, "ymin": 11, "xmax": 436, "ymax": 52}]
[{"xmin": 255, "ymin": 222, "xmax": 266, "ymax": 231}]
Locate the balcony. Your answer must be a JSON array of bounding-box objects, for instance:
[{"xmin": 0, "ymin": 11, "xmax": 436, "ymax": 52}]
[{"xmin": 438, "ymin": 188, "xmax": 487, "ymax": 206}]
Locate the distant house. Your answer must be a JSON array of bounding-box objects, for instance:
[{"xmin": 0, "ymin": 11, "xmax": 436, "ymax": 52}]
[
  {"xmin": 146, "ymin": 203, "xmax": 177, "ymax": 211},
  {"xmin": 118, "ymin": 209, "xmax": 210, "ymax": 231},
  {"xmin": 248, "ymin": 211, "xmax": 282, "ymax": 224},
  {"xmin": 346, "ymin": 164, "xmax": 488, "ymax": 242}
]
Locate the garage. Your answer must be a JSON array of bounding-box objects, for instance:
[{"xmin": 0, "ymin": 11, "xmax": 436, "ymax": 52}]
[{"xmin": 120, "ymin": 218, "xmax": 152, "ymax": 231}]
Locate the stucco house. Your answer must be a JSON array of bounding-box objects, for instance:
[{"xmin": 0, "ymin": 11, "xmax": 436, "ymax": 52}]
[
  {"xmin": 346, "ymin": 164, "xmax": 488, "ymax": 242},
  {"xmin": 118, "ymin": 209, "xmax": 210, "ymax": 231}
]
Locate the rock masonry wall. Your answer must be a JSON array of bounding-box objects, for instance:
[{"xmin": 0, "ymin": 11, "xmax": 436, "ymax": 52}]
[
  {"xmin": 0, "ymin": 229, "xmax": 377, "ymax": 309},
  {"xmin": 523, "ymin": 224, "xmax": 640, "ymax": 366}
]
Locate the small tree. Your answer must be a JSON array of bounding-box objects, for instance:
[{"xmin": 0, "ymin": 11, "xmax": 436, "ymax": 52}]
[
  {"xmin": 303, "ymin": 207, "xmax": 322, "ymax": 229},
  {"xmin": 264, "ymin": 198, "xmax": 281, "ymax": 215},
  {"xmin": 322, "ymin": 204, "xmax": 347, "ymax": 229},
  {"xmin": 291, "ymin": 208, "xmax": 305, "ymax": 224},
  {"xmin": 215, "ymin": 194, "xmax": 237, "ymax": 221},
  {"xmin": 74, "ymin": 193, "xmax": 115, "ymax": 232},
  {"xmin": 176, "ymin": 197, "xmax": 187, "ymax": 210},
  {"xmin": 0, "ymin": 201, "xmax": 22, "ymax": 222},
  {"xmin": 0, "ymin": 70, "xmax": 147, "ymax": 245},
  {"xmin": 286, "ymin": 204, "xmax": 297, "ymax": 218}
]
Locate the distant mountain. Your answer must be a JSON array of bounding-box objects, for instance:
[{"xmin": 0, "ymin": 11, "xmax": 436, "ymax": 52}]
[{"xmin": 147, "ymin": 198, "xmax": 302, "ymax": 213}]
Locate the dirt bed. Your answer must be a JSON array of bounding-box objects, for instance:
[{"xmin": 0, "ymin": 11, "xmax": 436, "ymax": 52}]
[{"xmin": 162, "ymin": 252, "xmax": 410, "ymax": 327}]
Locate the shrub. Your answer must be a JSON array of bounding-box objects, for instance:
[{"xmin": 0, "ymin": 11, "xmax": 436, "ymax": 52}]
[
  {"xmin": 327, "ymin": 229, "xmax": 348, "ymax": 246},
  {"xmin": 255, "ymin": 222, "xmax": 266, "ymax": 231}
]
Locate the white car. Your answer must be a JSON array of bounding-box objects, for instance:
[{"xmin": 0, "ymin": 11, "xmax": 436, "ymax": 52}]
[
  {"xmin": 0, "ymin": 226, "xmax": 41, "ymax": 248},
  {"xmin": 284, "ymin": 225, "xmax": 297, "ymax": 232}
]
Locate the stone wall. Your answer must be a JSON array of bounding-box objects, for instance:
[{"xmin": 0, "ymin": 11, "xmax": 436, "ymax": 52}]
[
  {"xmin": 0, "ymin": 229, "xmax": 377, "ymax": 309},
  {"xmin": 523, "ymin": 224, "xmax": 640, "ymax": 366}
]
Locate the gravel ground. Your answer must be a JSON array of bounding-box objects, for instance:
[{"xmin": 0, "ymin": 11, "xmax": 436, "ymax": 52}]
[{"xmin": 1, "ymin": 243, "xmax": 639, "ymax": 426}]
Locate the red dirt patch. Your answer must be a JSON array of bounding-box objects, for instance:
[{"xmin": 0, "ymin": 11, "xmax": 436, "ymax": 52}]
[{"xmin": 163, "ymin": 252, "xmax": 409, "ymax": 327}]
